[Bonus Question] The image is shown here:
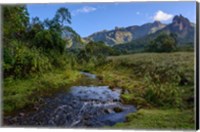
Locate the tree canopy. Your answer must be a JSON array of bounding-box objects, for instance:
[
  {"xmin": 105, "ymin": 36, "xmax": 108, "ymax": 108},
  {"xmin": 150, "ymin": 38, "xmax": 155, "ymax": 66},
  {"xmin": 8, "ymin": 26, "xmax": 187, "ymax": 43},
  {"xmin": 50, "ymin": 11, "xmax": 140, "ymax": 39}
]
[
  {"xmin": 3, "ymin": 5, "xmax": 75, "ymax": 78},
  {"xmin": 3, "ymin": 5, "xmax": 29, "ymax": 42},
  {"xmin": 147, "ymin": 33, "xmax": 177, "ymax": 52}
]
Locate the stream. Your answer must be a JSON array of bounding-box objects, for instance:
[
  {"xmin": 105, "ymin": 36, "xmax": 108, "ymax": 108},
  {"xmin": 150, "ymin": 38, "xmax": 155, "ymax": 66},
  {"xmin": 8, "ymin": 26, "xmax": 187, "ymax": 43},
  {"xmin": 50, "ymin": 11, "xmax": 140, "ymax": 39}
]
[{"xmin": 4, "ymin": 72, "xmax": 136, "ymax": 128}]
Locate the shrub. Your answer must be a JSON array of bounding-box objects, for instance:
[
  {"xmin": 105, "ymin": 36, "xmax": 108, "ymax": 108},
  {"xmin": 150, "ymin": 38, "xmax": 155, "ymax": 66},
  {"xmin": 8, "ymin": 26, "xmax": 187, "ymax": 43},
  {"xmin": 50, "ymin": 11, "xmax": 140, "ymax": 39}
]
[
  {"xmin": 33, "ymin": 30, "xmax": 66, "ymax": 54},
  {"xmin": 3, "ymin": 40, "xmax": 52, "ymax": 78},
  {"xmin": 143, "ymin": 81, "xmax": 182, "ymax": 108},
  {"xmin": 147, "ymin": 33, "xmax": 177, "ymax": 52}
]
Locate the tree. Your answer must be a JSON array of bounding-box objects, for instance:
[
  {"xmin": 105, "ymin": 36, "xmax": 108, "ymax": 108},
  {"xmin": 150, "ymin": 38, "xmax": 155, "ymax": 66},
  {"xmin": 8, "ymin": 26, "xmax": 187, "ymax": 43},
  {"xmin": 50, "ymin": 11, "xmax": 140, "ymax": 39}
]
[
  {"xmin": 3, "ymin": 5, "xmax": 30, "ymax": 77},
  {"xmin": 30, "ymin": 17, "xmax": 44, "ymax": 30},
  {"xmin": 54, "ymin": 7, "xmax": 71, "ymax": 27},
  {"xmin": 27, "ymin": 17, "xmax": 44, "ymax": 40},
  {"xmin": 43, "ymin": 8, "xmax": 72, "ymax": 34},
  {"xmin": 34, "ymin": 30, "xmax": 65, "ymax": 54},
  {"xmin": 3, "ymin": 5, "xmax": 29, "ymax": 42},
  {"xmin": 3, "ymin": 6, "xmax": 76, "ymax": 77},
  {"xmin": 147, "ymin": 33, "xmax": 177, "ymax": 52},
  {"xmin": 43, "ymin": 18, "xmax": 62, "ymax": 32}
]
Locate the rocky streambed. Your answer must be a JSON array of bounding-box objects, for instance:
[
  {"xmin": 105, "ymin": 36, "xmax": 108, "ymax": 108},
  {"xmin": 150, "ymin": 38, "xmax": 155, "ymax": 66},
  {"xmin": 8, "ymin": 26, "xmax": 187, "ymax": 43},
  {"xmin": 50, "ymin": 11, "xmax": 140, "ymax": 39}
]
[{"xmin": 4, "ymin": 72, "xmax": 136, "ymax": 128}]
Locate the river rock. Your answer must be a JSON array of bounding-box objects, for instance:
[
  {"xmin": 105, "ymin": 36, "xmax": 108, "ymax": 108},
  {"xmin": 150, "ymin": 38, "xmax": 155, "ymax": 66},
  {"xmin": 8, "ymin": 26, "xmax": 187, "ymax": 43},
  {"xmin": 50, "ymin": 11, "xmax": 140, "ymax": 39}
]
[
  {"xmin": 104, "ymin": 109, "xmax": 114, "ymax": 114},
  {"xmin": 113, "ymin": 107, "xmax": 123, "ymax": 113}
]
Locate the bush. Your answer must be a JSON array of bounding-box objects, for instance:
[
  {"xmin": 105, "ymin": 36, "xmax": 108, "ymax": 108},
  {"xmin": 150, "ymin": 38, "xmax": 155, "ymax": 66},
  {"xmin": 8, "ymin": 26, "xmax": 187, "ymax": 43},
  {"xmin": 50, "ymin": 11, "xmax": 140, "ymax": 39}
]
[
  {"xmin": 3, "ymin": 40, "xmax": 52, "ymax": 78},
  {"xmin": 144, "ymin": 81, "xmax": 182, "ymax": 107},
  {"xmin": 34, "ymin": 30, "xmax": 66, "ymax": 54},
  {"xmin": 147, "ymin": 33, "xmax": 177, "ymax": 52}
]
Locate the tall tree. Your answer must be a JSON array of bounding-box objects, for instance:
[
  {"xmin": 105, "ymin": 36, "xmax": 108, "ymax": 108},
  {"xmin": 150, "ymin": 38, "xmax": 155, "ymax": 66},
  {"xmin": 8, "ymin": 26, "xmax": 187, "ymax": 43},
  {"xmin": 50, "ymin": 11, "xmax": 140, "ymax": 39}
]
[
  {"xmin": 3, "ymin": 5, "xmax": 29, "ymax": 42},
  {"xmin": 54, "ymin": 7, "xmax": 71, "ymax": 27},
  {"xmin": 27, "ymin": 17, "xmax": 44, "ymax": 40}
]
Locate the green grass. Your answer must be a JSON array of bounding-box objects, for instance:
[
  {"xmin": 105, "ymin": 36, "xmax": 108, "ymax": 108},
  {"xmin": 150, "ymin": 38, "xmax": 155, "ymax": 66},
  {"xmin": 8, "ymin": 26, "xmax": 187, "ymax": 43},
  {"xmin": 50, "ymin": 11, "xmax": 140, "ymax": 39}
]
[
  {"xmin": 108, "ymin": 52, "xmax": 194, "ymax": 84},
  {"xmin": 112, "ymin": 109, "xmax": 194, "ymax": 129},
  {"xmin": 3, "ymin": 68, "xmax": 81, "ymax": 114},
  {"xmin": 94, "ymin": 52, "xmax": 194, "ymax": 108}
]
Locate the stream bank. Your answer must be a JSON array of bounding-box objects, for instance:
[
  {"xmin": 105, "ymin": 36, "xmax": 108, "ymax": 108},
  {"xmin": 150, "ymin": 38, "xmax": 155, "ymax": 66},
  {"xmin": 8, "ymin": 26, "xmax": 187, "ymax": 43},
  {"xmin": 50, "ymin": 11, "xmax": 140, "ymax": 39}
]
[{"xmin": 4, "ymin": 72, "xmax": 136, "ymax": 128}]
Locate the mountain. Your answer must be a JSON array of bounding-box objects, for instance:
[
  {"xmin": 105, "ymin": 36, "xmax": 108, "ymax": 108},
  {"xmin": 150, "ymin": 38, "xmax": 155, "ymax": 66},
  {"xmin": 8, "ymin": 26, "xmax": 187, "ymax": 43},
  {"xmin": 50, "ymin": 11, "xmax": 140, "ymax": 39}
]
[
  {"xmin": 151, "ymin": 15, "xmax": 195, "ymax": 44},
  {"xmin": 85, "ymin": 21, "xmax": 166, "ymax": 46},
  {"xmin": 113, "ymin": 15, "xmax": 195, "ymax": 53},
  {"xmin": 62, "ymin": 27, "xmax": 85, "ymax": 49},
  {"xmin": 84, "ymin": 15, "xmax": 194, "ymax": 46}
]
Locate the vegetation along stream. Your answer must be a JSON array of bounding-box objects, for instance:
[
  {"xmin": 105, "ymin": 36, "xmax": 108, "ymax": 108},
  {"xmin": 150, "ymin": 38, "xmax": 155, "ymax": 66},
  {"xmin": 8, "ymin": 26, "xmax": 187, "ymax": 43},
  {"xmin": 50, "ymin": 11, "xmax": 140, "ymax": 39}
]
[
  {"xmin": 4, "ymin": 72, "xmax": 136, "ymax": 128},
  {"xmin": 3, "ymin": 5, "xmax": 195, "ymax": 129}
]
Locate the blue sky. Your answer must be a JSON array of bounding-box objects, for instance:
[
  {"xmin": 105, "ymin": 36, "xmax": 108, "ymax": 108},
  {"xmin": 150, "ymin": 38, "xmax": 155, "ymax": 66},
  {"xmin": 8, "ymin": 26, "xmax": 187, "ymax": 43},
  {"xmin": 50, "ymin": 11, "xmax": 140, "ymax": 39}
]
[{"xmin": 27, "ymin": 2, "xmax": 196, "ymax": 37}]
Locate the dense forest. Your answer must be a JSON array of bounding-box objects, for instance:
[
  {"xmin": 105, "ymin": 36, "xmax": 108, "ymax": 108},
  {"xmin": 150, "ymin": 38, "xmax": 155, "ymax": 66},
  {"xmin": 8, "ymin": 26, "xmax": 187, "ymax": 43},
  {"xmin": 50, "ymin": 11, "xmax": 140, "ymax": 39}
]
[{"xmin": 3, "ymin": 5, "xmax": 195, "ymax": 129}]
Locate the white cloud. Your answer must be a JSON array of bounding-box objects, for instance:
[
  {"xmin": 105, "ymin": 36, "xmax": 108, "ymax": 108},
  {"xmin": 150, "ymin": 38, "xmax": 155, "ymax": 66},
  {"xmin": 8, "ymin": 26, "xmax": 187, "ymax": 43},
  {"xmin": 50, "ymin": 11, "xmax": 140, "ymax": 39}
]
[
  {"xmin": 153, "ymin": 10, "xmax": 173, "ymax": 21},
  {"xmin": 72, "ymin": 6, "xmax": 96, "ymax": 16}
]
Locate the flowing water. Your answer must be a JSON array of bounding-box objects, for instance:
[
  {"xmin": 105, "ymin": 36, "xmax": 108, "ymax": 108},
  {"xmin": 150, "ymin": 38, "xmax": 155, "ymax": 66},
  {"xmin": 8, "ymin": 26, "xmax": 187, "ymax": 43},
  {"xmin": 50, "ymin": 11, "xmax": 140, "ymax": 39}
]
[{"xmin": 4, "ymin": 72, "xmax": 136, "ymax": 128}]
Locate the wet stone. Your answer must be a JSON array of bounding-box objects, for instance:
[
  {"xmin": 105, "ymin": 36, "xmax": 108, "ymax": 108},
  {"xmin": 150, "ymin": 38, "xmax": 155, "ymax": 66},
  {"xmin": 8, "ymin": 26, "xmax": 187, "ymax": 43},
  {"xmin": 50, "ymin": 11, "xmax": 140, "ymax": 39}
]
[
  {"xmin": 104, "ymin": 109, "xmax": 114, "ymax": 114},
  {"xmin": 113, "ymin": 107, "xmax": 123, "ymax": 113}
]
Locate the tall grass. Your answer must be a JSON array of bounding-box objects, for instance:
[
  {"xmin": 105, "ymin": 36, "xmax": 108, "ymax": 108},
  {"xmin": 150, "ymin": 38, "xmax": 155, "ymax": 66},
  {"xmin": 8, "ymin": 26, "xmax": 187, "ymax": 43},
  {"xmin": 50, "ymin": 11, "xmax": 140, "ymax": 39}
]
[
  {"xmin": 95, "ymin": 52, "xmax": 195, "ymax": 129},
  {"xmin": 95, "ymin": 52, "xmax": 194, "ymax": 108},
  {"xmin": 111, "ymin": 109, "xmax": 194, "ymax": 129},
  {"xmin": 3, "ymin": 69, "xmax": 81, "ymax": 113}
]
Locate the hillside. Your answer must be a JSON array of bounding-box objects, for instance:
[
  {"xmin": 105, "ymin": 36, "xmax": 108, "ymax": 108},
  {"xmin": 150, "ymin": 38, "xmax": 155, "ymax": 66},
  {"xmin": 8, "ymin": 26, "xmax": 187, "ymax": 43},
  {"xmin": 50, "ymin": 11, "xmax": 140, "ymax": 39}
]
[
  {"xmin": 84, "ymin": 15, "xmax": 195, "ymax": 46},
  {"xmin": 85, "ymin": 21, "xmax": 166, "ymax": 46}
]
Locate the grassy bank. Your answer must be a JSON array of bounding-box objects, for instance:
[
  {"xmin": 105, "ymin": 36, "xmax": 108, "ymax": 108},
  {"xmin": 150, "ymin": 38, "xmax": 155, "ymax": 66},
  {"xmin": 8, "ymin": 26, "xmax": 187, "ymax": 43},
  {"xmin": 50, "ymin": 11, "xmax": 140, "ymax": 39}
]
[
  {"xmin": 112, "ymin": 109, "xmax": 194, "ymax": 129},
  {"xmin": 92, "ymin": 52, "xmax": 195, "ymax": 128},
  {"xmin": 3, "ymin": 68, "xmax": 81, "ymax": 114}
]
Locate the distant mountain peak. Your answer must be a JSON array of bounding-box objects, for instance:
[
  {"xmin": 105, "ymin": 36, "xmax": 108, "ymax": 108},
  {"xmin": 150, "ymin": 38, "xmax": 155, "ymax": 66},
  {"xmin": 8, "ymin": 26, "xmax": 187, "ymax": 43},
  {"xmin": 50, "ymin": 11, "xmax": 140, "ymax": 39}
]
[
  {"xmin": 152, "ymin": 20, "xmax": 162, "ymax": 26},
  {"xmin": 151, "ymin": 14, "xmax": 194, "ymax": 44},
  {"xmin": 172, "ymin": 15, "xmax": 191, "ymax": 30}
]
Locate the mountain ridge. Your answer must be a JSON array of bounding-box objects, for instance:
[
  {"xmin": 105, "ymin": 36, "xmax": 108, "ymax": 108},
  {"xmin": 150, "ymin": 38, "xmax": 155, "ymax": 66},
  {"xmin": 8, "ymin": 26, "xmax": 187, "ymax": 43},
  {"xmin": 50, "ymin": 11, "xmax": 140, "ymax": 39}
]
[{"xmin": 84, "ymin": 15, "xmax": 195, "ymax": 46}]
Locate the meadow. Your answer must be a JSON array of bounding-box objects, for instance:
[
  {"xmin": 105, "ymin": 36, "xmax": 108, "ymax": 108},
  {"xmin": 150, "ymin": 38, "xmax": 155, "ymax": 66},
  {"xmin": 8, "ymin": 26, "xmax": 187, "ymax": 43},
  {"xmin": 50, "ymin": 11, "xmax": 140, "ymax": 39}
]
[{"xmin": 93, "ymin": 52, "xmax": 195, "ymax": 129}]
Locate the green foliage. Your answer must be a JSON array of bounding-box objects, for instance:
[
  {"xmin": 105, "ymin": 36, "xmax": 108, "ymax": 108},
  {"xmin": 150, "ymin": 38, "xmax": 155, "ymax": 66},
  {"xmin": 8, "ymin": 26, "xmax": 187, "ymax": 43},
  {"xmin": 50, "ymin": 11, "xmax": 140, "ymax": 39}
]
[
  {"xmin": 3, "ymin": 69, "xmax": 81, "ymax": 113},
  {"xmin": 3, "ymin": 77, "xmax": 35, "ymax": 113},
  {"xmin": 2, "ymin": 5, "xmax": 82, "ymax": 113},
  {"xmin": 108, "ymin": 52, "xmax": 194, "ymax": 85},
  {"xmin": 76, "ymin": 41, "xmax": 118, "ymax": 71},
  {"xmin": 176, "ymin": 43, "xmax": 194, "ymax": 52},
  {"xmin": 43, "ymin": 18, "xmax": 62, "ymax": 32},
  {"xmin": 54, "ymin": 7, "xmax": 71, "ymax": 26},
  {"xmin": 147, "ymin": 33, "xmax": 177, "ymax": 52},
  {"xmin": 113, "ymin": 40, "xmax": 146, "ymax": 54},
  {"xmin": 144, "ymin": 82, "xmax": 182, "ymax": 107},
  {"xmin": 121, "ymin": 94, "xmax": 149, "ymax": 108},
  {"xmin": 3, "ymin": 5, "xmax": 29, "ymax": 41},
  {"xmin": 34, "ymin": 30, "xmax": 66, "ymax": 54},
  {"xmin": 3, "ymin": 40, "xmax": 52, "ymax": 78},
  {"xmin": 43, "ymin": 7, "xmax": 71, "ymax": 34},
  {"xmin": 3, "ymin": 5, "xmax": 76, "ymax": 78},
  {"xmin": 95, "ymin": 52, "xmax": 194, "ymax": 109},
  {"xmin": 27, "ymin": 17, "xmax": 44, "ymax": 40},
  {"xmin": 3, "ymin": 6, "xmax": 195, "ymax": 130},
  {"xmin": 111, "ymin": 109, "xmax": 194, "ymax": 129},
  {"xmin": 113, "ymin": 32, "xmax": 191, "ymax": 54}
]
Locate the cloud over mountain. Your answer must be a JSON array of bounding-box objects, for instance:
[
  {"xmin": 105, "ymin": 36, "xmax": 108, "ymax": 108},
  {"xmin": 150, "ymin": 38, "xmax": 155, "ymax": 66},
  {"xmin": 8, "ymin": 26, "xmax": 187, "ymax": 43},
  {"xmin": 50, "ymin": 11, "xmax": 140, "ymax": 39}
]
[{"xmin": 153, "ymin": 10, "xmax": 173, "ymax": 21}]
